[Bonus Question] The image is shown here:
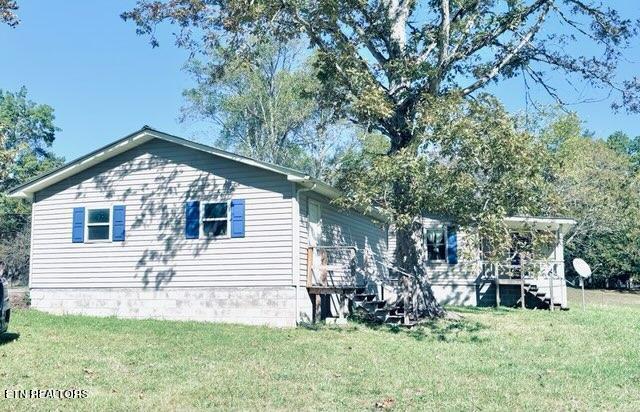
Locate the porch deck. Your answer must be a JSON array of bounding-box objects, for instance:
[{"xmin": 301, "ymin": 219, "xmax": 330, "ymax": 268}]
[{"xmin": 484, "ymin": 261, "xmax": 567, "ymax": 309}]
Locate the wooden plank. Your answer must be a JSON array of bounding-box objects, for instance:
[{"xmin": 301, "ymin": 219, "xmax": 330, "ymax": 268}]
[
  {"xmin": 306, "ymin": 247, "xmax": 313, "ymax": 287},
  {"xmin": 498, "ymin": 278, "xmax": 528, "ymax": 285},
  {"xmin": 307, "ymin": 286, "xmax": 356, "ymax": 294},
  {"xmin": 313, "ymin": 294, "xmax": 321, "ymax": 323},
  {"xmin": 320, "ymin": 249, "xmax": 328, "ymax": 287}
]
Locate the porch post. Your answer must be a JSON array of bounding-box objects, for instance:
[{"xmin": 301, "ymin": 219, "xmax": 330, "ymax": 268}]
[
  {"xmin": 520, "ymin": 276, "xmax": 525, "ymax": 309},
  {"xmin": 494, "ymin": 263, "xmax": 500, "ymax": 307},
  {"xmin": 548, "ymin": 267, "xmax": 555, "ymax": 311},
  {"xmin": 558, "ymin": 231, "xmax": 565, "ymax": 308}
]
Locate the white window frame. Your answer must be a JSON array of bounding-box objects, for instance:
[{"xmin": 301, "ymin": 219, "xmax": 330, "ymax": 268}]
[
  {"xmin": 200, "ymin": 200, "xmax": 231, "ymax": 239},
  {"xmin": 424, "ymin": 225, "xmax": 448, "ymax": 263},
  {"xmin": 85, "ymin": 205, "xmax": 113, "ymax": 243}
]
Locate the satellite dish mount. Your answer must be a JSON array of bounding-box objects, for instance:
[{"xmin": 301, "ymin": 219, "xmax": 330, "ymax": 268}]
[{"xmin": 572, "ymin": 258, "xmax": 592, "ymax": 311}]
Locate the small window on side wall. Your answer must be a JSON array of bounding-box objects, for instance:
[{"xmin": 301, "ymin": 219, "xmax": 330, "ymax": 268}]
[
  {"xmin": 425, "ymin": 228, "xmax": 446, "ymax": 261},
  {"xmin": 87, "ymin": 208, "xmax": 110, "ymax": 241},
  {"xmin": 203, "ymin": 202, "xmax": 228, "ymax": 237}
]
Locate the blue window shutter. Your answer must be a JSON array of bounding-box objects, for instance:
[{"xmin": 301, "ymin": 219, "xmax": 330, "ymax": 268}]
[
  {"xmin": 230, "ymin": 199, "xmax": 245, "ymax": 238},
  {"xmin": 72, "ymin": 207, "xmax": 85, "ymax": 243},
  {"xmin": 447, "ymin": 226, "xmax": 458, "ymax": 264},
  {"xmin": 185, "ymin": 201, "xmax": 200, "ymax": 239},
  {"xmin": 112, "ymin": 205, "xmax": 126, "ymax": 241}
]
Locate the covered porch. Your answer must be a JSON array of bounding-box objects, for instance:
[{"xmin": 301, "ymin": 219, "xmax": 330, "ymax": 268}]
[{"xmin": 480, "ymin": 216, "xmax": 576, "ymax": 310}]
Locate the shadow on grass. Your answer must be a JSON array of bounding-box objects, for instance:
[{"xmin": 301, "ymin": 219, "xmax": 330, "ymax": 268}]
[
  {"xmin": 408, "ymin": 319, "xmax": 487, "ymax": 343},
  {"xmin": 446, "ymin": 305, "xmax": 514, "ymax": 315},
  {"xmin": 0, "ymin": 332, "xmax": 20, "ymax": 345},
  {"xmin": 300, "ymin": 314, "xmax": 489, "ymax": 343}
]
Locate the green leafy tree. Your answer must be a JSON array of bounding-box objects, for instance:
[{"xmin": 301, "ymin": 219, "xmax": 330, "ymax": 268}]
[
  {"xmin": 542, "ymin": 114, "xmax": 640, "ymax": 284},
  {"xmin": 0, "ymin": 87, "xmax": 63, "ymax": 283},
  {"xmin": 606, "ymin": 131, "xmax": 631, "ymax": 155},
  {"xmin": 606, "ymin": 131, "xmax": 640, "ymax": 171},
  {"xmin": 123, "ymin": 1, "xmax": 639, "ymax": 316},
  {"xmin": 0, "ymin": 0, "xmax": 18, "ymax": 27},
  {"xmin": 334, "ymin": 96, "xmax": 555, "ymax": 315},
  {"xmin": 182, "ymin": 40, "xmax": 353, "ymax": 178}
]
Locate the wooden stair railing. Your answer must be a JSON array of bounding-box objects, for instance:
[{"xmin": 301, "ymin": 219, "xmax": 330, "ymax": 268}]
[{"xmin": 306, "ymin": 246, "xmax": 416, "ymax": 326}]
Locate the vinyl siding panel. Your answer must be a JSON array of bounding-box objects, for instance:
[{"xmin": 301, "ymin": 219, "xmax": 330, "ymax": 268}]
[
  {"xmin": 31, "ymin": 139, "xmax": 293, "ymax": 289},
  {"xmin": 298, "ymin": 192, "xmax": 388, "ymax": 287},
  {"xmin": 386, "ymin": 217, "xmax": 482, "ymax": 282}
]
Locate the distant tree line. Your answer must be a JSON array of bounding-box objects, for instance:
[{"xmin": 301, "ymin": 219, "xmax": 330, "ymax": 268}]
[
  {"xmin": 0, "ymin": 87, "xmax": 63, "ymax": 284},
  {"xmin": 535, "ymin": 113, "xmax": 640, "ymax": 287}
]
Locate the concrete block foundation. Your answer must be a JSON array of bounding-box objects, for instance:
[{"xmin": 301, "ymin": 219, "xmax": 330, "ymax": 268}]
[{"xmin": 30, "ymin": 287, "xmax": 298, "ymax": 327}]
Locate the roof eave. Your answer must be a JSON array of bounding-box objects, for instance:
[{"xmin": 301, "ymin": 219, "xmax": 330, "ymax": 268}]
[
  {"xmin": 290, "ymin": 176, "xmax": 388, "ymax": 222},
  {"xmin": 8, "ymin": 130, "xmax": 155, "ymax": 200},
  {"xmin": 7, "ymin": 125, "xmax": 388, "ymax": 222},
  {"xmin": 504, "ymin": 216, "xmax": 577, "ymax": 235},
  {"xmin": 7, "ymin": 126, "xmax": 308, "ymax": 200}
]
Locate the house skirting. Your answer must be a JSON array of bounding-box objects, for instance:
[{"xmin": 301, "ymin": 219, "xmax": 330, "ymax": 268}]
[
  {"xmin": 429, "ymin": 279, "xmax": 567, "ymax": 308},
  {"xmin": 29, "ymin": 287, "xmax": 298, "ymax": 327}
]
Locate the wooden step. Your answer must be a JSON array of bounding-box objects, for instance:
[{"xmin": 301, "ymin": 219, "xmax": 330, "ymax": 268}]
[
  {"xmin": 374, "ymin": 308, "xmax": 391, "ymax": 317},
  {"xmin": 357, "ymin": 300, "xmax": 386, "ymax": 310},
  {"xmin": 389, "ymin": 308, "xmax": 405, "ymax": 316},
  {"xmin": 384, "ymin": 315, "xmax": 404, "ymax": 324},
  {"xmin": 353, "ymin": 293, "xmax": 377, "ymax": 302}
]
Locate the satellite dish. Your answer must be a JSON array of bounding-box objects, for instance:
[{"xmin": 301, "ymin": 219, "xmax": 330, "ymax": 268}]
[{"xmin": 573, "ymin": 258, "xmax": 592, "ymax": 278}]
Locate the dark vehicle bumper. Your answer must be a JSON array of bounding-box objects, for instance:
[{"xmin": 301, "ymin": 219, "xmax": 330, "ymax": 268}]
[
  {"xmin": 1, "ymin": 284, "xmax": 9, "ymax": 334},
  {"xmin": 0, "ymin": 307, "xmax": 9, "ymax": 334}
]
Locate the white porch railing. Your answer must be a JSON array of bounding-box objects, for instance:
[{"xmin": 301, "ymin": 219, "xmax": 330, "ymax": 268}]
[{"xmin": 480, "ymin": 260, "xmax": 565, "ymax": 309}]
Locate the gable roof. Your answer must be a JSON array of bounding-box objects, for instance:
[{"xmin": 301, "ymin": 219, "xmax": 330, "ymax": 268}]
[{"xmin": 8, "ymin": 126, "xmax": 387, "ymax": 221}]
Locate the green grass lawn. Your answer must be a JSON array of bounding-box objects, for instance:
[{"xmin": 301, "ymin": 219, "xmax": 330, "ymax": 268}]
[
  {"xmin": 567, "ymin": 286, "xmax": 640, "ymax": 308},
  {"xmin": 1, "ymin": 296, "xmax": 640, "ymax": 411}
]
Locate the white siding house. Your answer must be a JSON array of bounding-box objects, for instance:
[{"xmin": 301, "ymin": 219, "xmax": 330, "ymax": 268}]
[
  {"xmin": 10, "ymin": 127, "xmax": 388, "ymax": 327},
  {"xmin": 388, "ymin": 216, "xmax": 576, "ymax": 310},
  {"xmin": 10, "ymin": 126, "xmax": 576, "ymax": 326}
]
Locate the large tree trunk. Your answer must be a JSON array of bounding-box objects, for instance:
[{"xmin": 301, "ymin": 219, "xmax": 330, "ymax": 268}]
[
  {"xmin": 387, "ymin": 128, "xmax": 445, "ymax": 319},
  {"xmin": 394, "ymin": 222, "xmax": 446, "ymax": 319}
]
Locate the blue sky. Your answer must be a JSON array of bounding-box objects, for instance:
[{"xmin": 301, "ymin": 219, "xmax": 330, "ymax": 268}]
[{"xmin": 1, "ymin": 0, "xmax": 639, "ymax": 162}]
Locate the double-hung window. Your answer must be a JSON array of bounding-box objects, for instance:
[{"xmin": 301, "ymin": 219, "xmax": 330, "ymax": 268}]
[
  {"xmin": 202, "ymin": 202, "xmax": 229, "ymax": 237},
  {"xmin": 185, "ymin": 199, "xmax": 244, "ymax": 239},
  {"xmin": 425, "ymin": 227, "xmax": 447, "ymax": 261},
  {"xmin": 86, "ymin": 208, "xmax": 111, "ymax": 241}
]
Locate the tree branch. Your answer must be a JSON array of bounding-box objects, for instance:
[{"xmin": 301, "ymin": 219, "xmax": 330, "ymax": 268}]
[
  {"xmin": 452, "ymin": 0, "xmax": 552, "ymax": 63},
  {"xmin": 461, "ymin": 3, "xmax": 551, "ymax": 96},
  {"xmin": 438, "ymin": 0, "xmax": 451, "ymax": 67}
]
